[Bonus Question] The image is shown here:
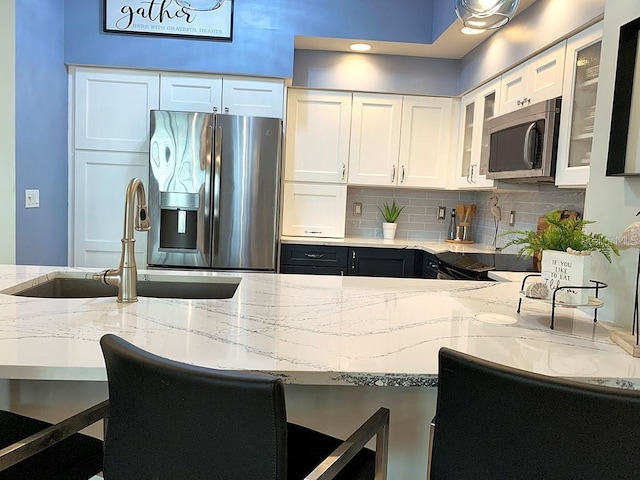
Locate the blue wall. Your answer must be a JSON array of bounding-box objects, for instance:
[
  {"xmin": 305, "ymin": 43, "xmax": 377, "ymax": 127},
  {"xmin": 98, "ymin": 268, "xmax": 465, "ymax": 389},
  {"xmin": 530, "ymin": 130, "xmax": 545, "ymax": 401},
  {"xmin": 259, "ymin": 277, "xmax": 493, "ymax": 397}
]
[
  {"xmin": 15, "ymin": 0, "xmax": 68, "ymax": 265},
  {"xmin": 64, "ymin": 0, "xmax": 438, "ymax": 78}
]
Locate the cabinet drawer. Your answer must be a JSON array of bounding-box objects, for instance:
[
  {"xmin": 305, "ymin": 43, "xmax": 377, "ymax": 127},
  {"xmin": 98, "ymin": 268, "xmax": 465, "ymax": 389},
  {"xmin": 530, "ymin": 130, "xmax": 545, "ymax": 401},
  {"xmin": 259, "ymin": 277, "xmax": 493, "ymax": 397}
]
[
  {"xmin": 280, "ymin": 244, "xmax": 349, "ymax": 268},
  {"xmin": 279, "ymin": 265, "xmax": 347, "ymax": 276}
]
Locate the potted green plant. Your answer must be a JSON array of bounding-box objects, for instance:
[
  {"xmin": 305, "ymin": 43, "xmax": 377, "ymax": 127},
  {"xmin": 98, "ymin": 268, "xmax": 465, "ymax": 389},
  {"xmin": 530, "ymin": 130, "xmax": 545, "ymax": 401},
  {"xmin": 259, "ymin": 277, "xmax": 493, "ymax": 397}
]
[
  {"xmin": 378, "ymin": 200, "xmax": 404, "ymax": 239},
  {"xmin": 502, "ymin": 210, "xmax": 619, "ymax": 304}
]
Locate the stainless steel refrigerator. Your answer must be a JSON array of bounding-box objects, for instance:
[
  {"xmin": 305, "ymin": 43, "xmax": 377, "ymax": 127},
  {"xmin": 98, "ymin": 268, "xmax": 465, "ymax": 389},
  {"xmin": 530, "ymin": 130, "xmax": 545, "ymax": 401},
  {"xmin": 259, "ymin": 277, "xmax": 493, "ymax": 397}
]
[{"xmin": 147, "ymin": 110, "xmax": 282, "ymax": 271}]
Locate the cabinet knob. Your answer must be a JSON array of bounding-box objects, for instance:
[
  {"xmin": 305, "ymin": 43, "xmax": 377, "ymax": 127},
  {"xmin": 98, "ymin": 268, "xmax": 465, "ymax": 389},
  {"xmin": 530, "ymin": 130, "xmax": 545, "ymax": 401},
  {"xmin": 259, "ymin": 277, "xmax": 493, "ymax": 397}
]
[
  {"xmin": 391, "ymin": 165, "xmax": 396, "ymax": 183},
  {"xmin": 224, "ymin": 107, "xmax": 229, "ymax": 113},
  {"xmin": 401, "ymin": 165, "xmax": 406, "ymax": 183},
  {"xmin": 470, "ymin": 164, "xmax": 476, "ymax": 183},
  {"xmin": 341, "ymin": 163, "xmax": 346, "ymax": 180},
  {"xmin": 213, "ymin": 107, "xmax": 218, "ymax": 112}
]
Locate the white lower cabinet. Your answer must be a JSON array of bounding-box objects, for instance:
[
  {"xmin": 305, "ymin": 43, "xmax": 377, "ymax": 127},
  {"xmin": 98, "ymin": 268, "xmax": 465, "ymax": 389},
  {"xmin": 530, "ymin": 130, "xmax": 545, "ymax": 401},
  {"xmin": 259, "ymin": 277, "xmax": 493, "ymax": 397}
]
[
  {"xmin": 281, "ymin": 183, "xmax": 347, "ymax": 238},
  {"xmin": 73, "ymin": 150, "xmax": 149, "ymax": 268}
]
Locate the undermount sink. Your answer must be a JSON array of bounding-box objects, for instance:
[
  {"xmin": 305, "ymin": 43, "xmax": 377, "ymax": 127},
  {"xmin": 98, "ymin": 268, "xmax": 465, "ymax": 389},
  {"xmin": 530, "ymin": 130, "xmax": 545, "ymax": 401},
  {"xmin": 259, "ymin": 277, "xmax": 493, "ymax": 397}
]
[{"xmin": 5, "ymin": 273, "xmax": 241, "ymax": 300}]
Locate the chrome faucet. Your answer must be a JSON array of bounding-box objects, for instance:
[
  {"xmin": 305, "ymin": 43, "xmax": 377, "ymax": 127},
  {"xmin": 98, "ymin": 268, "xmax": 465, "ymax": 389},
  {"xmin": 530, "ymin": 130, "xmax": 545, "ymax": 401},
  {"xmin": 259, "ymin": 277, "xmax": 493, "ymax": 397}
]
[{"xmin": 94, "ymin": 178, "xmax": 151, "ymax": 303}]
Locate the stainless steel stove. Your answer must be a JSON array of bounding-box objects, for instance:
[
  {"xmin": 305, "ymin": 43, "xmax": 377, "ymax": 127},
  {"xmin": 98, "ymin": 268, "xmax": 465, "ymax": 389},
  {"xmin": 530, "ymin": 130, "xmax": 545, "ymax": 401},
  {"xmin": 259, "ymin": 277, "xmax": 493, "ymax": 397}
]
[{"xmin": 436, "ymin": 252, "xmax": 537, "ymax": 281}]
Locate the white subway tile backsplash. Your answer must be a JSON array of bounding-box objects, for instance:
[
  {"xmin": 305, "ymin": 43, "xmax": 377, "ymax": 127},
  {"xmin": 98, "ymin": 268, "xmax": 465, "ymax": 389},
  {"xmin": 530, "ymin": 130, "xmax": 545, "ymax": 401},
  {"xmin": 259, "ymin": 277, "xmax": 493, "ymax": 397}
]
[{"xmin": 345, "ymin": 185, "xmax": 586, "ymax": 246}]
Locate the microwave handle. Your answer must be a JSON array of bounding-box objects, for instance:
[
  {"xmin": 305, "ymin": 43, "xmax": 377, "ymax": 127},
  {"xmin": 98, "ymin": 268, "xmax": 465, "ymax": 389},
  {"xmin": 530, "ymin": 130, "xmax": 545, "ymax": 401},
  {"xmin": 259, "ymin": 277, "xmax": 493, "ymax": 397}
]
[{"xmin": 523, "ymin": 122, "xmax": 538, "ymax": 169}]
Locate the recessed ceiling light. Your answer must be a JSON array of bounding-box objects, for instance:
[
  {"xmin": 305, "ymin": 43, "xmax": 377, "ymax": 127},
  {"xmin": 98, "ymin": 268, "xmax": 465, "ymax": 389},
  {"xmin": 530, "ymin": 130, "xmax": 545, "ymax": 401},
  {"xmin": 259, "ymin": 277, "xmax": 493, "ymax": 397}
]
[
  {"xmin": 461, "ymin": 26, "xmax": 487, "ymax": 35},
  {"xmin": 350, "ymin": 43, "xmax": 372, "ymax": 52}
]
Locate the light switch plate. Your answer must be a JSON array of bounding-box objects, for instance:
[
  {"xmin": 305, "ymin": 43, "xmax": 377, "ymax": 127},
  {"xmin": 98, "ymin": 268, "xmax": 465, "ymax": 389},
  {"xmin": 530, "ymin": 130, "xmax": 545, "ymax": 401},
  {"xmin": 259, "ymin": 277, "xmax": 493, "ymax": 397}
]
[
  {"xmin": 353, "ymin": 202, "xmax": 362, "ymax": 216},
  {"xmin": 437, "ymin": 206, "xmax": 446, "ymax": 220},
  {"xmin": 25, "ymin": 189, "xmax": 39, "ymax": 208}
]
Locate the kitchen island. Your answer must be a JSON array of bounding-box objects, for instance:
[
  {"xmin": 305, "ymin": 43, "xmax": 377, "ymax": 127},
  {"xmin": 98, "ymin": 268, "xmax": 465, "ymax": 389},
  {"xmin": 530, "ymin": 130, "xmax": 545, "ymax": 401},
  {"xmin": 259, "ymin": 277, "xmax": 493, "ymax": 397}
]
[{"xmin": 0, "ymin": 265, "xmax": 638, "ymax": 478}]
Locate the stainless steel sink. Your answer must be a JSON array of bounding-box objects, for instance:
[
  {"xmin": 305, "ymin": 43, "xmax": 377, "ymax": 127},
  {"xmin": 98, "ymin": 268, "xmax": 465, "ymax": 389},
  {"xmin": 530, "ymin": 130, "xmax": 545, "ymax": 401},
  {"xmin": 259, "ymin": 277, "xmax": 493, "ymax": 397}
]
[{"xmin": 5, "ymin": 273, "xmax": 240, "ymax": 300}]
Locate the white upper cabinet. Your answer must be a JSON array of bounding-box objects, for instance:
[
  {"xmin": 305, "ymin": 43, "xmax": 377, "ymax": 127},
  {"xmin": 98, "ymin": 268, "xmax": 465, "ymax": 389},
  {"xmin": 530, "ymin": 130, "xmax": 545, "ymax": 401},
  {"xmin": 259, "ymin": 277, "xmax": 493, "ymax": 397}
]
[
  {"xmin": 74, "ymin": 68, "xmax": 159, "ymax": 152},
  {"xmin": 221, "ymin": 77, "xmax": 285, "ymax": 118},
  {"xmin": 284, "ymin": 89, "xmax": 352, "ymax": 183},
  {"xmin": 160, "ymin": 74, "xmax": 284, "ymax": 118},
  {"xmin": 398, "ymin": 96, "xmax": 454, "ymax": 188},
  {"xmin": 348, "ymin": 93, "xmax": 402, "ymax": 186},
  {"xmin": 159, "ymin": 73, "xmax": 222, "ymax": 112},
  {"xmin": 451, "ymin": 80, "xmax": 500, "ymax": 189},
  {"xmin": 499, "ymin": 42, "xmax": 565, "ymax": 115},
  {"xmin": 555, "ymin": 22, "xmax": 603, "ymax": 187},
  {"xmin": 347, "ymin": 95, "xmax": 454, "ymax": 188}
]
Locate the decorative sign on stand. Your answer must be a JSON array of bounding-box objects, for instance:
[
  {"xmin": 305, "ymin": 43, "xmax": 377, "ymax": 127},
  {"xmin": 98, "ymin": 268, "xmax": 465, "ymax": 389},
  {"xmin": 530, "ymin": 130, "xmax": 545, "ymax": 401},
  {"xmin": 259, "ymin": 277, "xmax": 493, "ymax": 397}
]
[
  {"xmin": 104, "ymin": 0, "xmax": 233, "ymax": 40},
  {"xmin": 541, "ymin": 250, "xmax": 592, "ymax": 305}
]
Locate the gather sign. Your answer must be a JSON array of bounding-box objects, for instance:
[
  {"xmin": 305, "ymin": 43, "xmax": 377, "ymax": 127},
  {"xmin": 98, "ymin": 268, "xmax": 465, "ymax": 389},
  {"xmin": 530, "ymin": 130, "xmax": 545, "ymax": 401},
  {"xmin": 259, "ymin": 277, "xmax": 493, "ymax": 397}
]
[{"xmin": 103, "ymin": 0, "xmax": 233, "ymax": 40}]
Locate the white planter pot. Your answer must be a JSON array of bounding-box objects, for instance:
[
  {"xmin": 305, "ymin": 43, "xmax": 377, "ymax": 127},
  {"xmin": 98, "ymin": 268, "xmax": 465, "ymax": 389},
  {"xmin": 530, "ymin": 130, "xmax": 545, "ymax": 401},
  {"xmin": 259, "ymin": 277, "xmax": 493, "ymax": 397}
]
[
  {"xmin": 540, "ymin": 250, "xmax": 592, "ymax": 305},
  {"xmin": 382, "ymin": 222, "xmax": 397, "ymax": 240}
]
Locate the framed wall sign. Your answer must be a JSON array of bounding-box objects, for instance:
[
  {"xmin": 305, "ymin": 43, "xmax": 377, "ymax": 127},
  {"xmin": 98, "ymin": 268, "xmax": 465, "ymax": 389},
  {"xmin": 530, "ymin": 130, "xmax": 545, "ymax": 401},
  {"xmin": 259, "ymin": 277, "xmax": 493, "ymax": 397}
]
[
  {"xmin": 607, "ymin": 15, "xmax": 640, "ymax": 175},
  {"xmin": 104, "ymin": 0, "xmax": 233, "ymax": 41}
]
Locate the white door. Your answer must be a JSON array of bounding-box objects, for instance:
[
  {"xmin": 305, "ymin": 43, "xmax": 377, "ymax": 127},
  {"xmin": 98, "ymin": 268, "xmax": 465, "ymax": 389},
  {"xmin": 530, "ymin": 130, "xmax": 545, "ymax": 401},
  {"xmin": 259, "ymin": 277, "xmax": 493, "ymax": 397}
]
[
  {"xmin": 222, "ymin": 77, "xmax": 285, "ymax": 118},
  {"xmin": 499, "ymin": 63, "xmax": 528, "ymax": 114},
  {"xmin": 470, "ymin": 80, "xmax": 499, "ymax": 189},
  {"xmin": 74, "ymin": 67, "xmax": 159, "ymax": 152},
  {"xmin": 281, "ymin": 182, "xmax": 347, "ymax": 238},
  {"xmin": 398, "ymin": 96, "xmax": 453, "ymax": 188},
  {"xmin": 73, "ymin": 150, "xmax": 149, "ymax": 268},
  {"xmin": 451, "ymin": 92, "xmax": 476, "ymax": 188},
  {"xmin": 555, "ymin": 22, "xmax": 603, "ymax": 187},
  {"xmin": 159, "ymin": 73, "xmax": 222, "ymax": 112},
  {"xmin": 284, "ymin": 90, "xmax": 352, "ymax": 183},
  {"xmin": 71, "ymin": 67, "xmax": 159, "ymax": 267},
  {"xmin": 348, "ymin": 93, "xmax": 402, "ymax": 186},
  {"xmin": 527, "ymin": 41, "xmax": 565, "ymax": 105}
]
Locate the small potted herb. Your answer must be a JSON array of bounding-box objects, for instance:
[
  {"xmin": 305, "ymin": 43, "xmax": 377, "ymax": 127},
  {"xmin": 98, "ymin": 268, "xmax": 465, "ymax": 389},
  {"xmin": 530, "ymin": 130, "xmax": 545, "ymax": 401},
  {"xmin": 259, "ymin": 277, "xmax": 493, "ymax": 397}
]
[{"xmin": 378, "ymin": 200, "xmax": 404, "ymax": 239}]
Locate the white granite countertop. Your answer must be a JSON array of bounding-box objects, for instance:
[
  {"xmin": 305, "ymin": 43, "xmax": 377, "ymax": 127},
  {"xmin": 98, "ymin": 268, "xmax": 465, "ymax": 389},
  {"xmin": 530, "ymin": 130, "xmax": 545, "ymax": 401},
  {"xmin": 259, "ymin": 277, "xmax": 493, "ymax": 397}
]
[
  {"xmin": 0, "ymin": 264, "xmax": 638, "ymax": 388},
  {"xmin": 280, "ymin": 236, "xmax": 500, "ymax": 254}
]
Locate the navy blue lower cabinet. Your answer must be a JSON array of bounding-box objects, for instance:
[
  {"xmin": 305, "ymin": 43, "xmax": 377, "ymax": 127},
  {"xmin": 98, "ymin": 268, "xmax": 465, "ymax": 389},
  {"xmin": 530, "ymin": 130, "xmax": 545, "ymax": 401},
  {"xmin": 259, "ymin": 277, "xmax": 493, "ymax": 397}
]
[{"xmin": 348, "ymin": 247, "xmax": 417, "ymax": 278}]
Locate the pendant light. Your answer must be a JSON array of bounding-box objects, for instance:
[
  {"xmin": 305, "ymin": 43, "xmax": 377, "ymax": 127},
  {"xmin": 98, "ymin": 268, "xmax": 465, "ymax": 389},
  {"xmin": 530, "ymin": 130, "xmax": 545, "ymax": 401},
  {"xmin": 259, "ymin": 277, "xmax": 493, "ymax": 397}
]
[{"xmin": 455, "ymin": 0, "xmax": 520, "ymax": 30}]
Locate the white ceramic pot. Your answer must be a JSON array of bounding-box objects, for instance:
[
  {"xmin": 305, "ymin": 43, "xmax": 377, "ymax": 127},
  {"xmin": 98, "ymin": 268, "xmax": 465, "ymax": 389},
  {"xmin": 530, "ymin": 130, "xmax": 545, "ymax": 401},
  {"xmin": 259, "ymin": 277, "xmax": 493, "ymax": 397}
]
[
  {"xmin": 540, "ymin": 250, "xmax": 592, "ymax": 305},
  {"xmin": 382, "ymin": 222, "xmax": 397, "ymax": 240}
]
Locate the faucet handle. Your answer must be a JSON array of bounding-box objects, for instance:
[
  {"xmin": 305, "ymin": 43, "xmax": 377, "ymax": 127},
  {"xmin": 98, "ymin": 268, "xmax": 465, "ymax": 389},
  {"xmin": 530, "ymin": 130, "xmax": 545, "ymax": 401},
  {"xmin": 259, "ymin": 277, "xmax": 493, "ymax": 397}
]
[{"xmin": 136, "ymin": 205, "xmax": 151, "ymax": 231}]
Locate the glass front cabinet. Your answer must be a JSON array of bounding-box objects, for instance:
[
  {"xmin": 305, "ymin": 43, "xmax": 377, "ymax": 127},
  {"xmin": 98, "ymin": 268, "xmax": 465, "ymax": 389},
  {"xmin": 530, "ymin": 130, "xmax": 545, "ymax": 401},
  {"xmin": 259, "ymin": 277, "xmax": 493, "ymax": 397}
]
[
  {"xmin": 555, "ymin": 22, "xmax": 603, "ymax": 187},
  {"xmin": 451, "ymin": 79, "xmax": 499, "ymax": 189}
]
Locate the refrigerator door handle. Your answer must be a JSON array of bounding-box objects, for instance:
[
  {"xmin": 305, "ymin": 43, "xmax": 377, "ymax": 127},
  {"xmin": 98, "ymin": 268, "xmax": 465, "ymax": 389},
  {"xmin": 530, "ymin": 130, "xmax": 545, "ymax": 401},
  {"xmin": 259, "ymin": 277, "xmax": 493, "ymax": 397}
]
[{"xmin": 213, "ymin": 124, "xmax": 223, "ymax": 255}]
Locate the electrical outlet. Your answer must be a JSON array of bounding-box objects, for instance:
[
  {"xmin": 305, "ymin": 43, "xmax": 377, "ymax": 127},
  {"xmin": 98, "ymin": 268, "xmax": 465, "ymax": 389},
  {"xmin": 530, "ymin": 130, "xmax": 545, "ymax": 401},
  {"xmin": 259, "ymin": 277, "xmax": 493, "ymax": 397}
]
[
  {"xmin": 437, "ymin": 206, "xmax": 446, "ymax": 220},
  {"xmin": 509, "ymin": 210, "xmax": 516, "ymax": 226},
  {"xmin": 25, "ymin": 189, "xmax": 40, "ymax": 208},
  {"xmin": 353, "ymin": 202, "xmax": 363, "ymax": 216}
]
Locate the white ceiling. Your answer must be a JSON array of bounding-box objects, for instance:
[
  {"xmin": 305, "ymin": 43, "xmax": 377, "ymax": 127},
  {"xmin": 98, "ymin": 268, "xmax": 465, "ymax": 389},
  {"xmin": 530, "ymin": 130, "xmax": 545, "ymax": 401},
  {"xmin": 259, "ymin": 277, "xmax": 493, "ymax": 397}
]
[{"xmin": 294, "ymin": 0, "xmax": 538, "ymax": 59}]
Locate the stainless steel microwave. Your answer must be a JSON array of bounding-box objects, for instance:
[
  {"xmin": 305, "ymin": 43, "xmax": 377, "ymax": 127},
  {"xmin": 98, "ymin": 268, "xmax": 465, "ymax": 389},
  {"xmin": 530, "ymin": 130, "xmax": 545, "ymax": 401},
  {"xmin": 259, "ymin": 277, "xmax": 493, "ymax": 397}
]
[{"xmin": 480, "ymin": 97, "xmax": 561, "ymax": 182}]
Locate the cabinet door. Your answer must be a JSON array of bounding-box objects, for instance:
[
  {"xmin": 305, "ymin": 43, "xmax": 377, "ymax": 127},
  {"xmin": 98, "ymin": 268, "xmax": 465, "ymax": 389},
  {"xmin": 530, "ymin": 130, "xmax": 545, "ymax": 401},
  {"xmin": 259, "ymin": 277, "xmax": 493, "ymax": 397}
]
[
  {"xmin": 74, "ymin": 67, "xmax": 159, "ymax": 152},
  {"xmin": 399, "ymin": 96, "xmax": 453, "ymax": 188},
  {"xmin": 280, "ymin": 244, "xmax": 348, "ymax": 275},
  {"xmin": 499, "ymin": 42, "xmax": 565, "ymax": 114},
  {"xmin": 471, "ymin": 80, "xmax": 499, "ymax": 188},
  {"xmin": 500, "ymin": 63, "xmax": 528, "ymax": 114},
  {"xmin": 527, "ymin": 41, "xmax": 565, "ymax": 105},
  {"xmin": 159, "ymin": 73, "xmax": 222, "ymax": 112},
  {"xmin": 222, "ymin": 77, "xmax": 285, "ymax": 118},
  {"xmin": 451, "ymin": 93, "xmax": 477, "ymax": 188},
  {"xmin": 348, "ymin": 247, "xmax": 416, "ymax": 277},
  {"xmin": 73, "ymin": 150, "xmax": 149, "ymax": 268},
  {"xmin": 348, "ymin": 93, "xmax": 402, "ymax": 186},
  {"xmin": 284, "ymin": 90, "xmax": 352, "ymax": 183},
  {"xmin": 555, "ymin": 22, "xmax": 603, "ymax": 187},
  {"xmin": 281, "ymin": 182, "xmax": 347, "ymax": 238}
]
